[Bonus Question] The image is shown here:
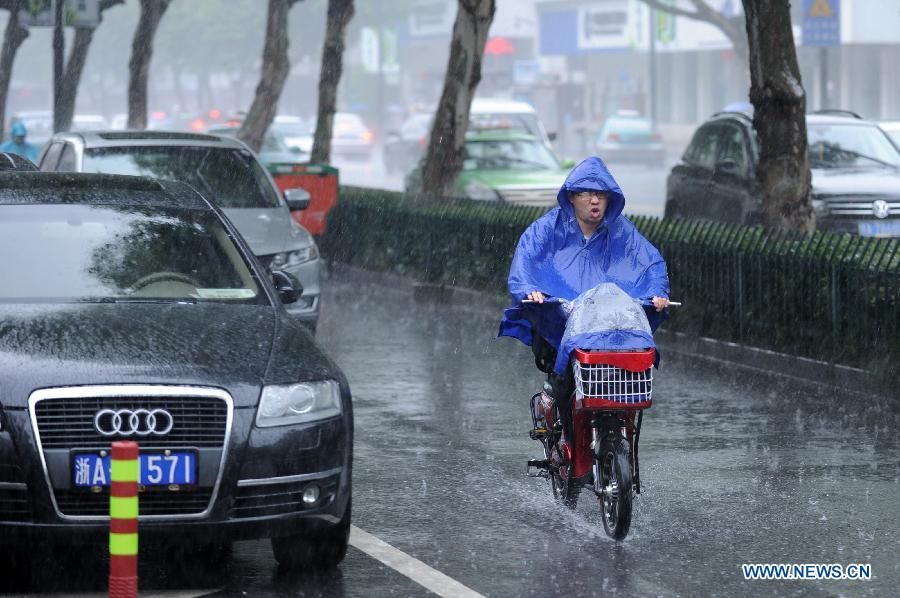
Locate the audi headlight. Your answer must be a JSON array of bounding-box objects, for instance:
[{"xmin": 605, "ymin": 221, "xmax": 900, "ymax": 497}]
[
  {"xmin": 270, "ymin": 245, "xmax": 319, "ymax": 269},
  {"xmin": 464, "ymin": 181, "xmax": 501, "ymax": 201},
  {"xmin": 256, "ymin": 380, "xmax": 341, "ymax": 427}
]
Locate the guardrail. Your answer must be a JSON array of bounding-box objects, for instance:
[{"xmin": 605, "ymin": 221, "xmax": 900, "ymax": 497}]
[{"xmin": 321, "ymin": 187, "xmax": 900, "ymax": 388}]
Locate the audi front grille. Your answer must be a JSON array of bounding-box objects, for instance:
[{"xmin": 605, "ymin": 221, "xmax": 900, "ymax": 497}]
[
  {"xmin": 28, "ymin": 385, "xmax": 234, "ymax": 521},
  {"xmin": 33, "ymin": 395, "xmax": 228, "ymax": 448}
]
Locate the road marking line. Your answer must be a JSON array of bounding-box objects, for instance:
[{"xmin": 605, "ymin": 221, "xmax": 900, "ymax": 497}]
[{"xmin": 350, "ymin": 525, "xmax": 484, "ymax": 598}]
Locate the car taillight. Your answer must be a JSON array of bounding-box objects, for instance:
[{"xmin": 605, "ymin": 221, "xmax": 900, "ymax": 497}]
[
  {"xmin": 607, "ymin": 133, "xmax": 621, "ymax": 142},
  {"xmin": 651, "ymin": 133, "xmax": 662, "ymax": 142},
  {"xmin": 361, "ymin": 129, "xmax": 374, "ymax": 143},
  {"xmin": 151, "ymin": 111, "xmax": 166, "ymax": 121},
  {"xmin": 418, "ymin": 136, "xmax": 427, "ymax": 149},
  {"xmin": 208, "ymin": 108, "xmax": 222, "ymax": 119},
  {"xmin": 191, "ymin": 118, "xmax": 205, "ymax": 131}
]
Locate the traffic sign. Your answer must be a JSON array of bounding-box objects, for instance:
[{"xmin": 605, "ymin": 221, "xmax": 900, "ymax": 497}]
[
  {"xmin": 803, "ymin": 0, "xmax": 840, "ymax": 47},
  {"xmin": 360, "ymin": 27, "xmax": 380, "ymax": 74},
  {"xmin": 656, "ymin": 2, "xmax": 676, "ymax": 44}
]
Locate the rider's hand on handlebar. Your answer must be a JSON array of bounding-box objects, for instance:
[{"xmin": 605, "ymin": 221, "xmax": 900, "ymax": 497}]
[
  {"xmin": 651, "ymin": 296, "xmax": 670, "ymax": 312},
  {"xmin": 526, "ymin": 291, "xmax": 546, "ymax": 304}
]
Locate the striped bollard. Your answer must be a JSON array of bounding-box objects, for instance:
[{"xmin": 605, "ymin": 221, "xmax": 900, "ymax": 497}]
[{"xmin": 109, "ymin": 440, "xmax": 139, "ymax": 598}]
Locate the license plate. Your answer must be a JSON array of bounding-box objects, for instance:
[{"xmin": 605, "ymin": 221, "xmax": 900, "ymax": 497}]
[
  {"xmin": 73, "ymin": 452, "xmax": 196, "ymax": 487},
  {"xmin": 858, "ymin": 220, "xmax": 900, "ymax": 237}
]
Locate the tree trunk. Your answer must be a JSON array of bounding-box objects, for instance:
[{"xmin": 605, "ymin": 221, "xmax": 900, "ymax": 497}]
[
  {"xmin": 309, "ymin": 0, "xmax": 354, "ymax": 164},
  {"xmin": 56, "ymin": 0, "xmax": 124, "ymax": 131},
  {"xmin": 127, "ymin": 0, "xmax": 172, "ymax": 129},
  {"xmin": 419, "ymin": 0, "xmax": 496, "ymax": 196},
  {"xmin": 742, "ymin": 0, "xmax": 814, "ymax": 231},
  {"xmin": 56, "ymin": 28, "xmax": 95, "ymax": 133},
  {"xmin": 0, "ymin": 2, "xmax": 29, "ymax": 142},
  {"xmin": 238, "ymin": 0, "xmax": 298, "ymax": 153}
]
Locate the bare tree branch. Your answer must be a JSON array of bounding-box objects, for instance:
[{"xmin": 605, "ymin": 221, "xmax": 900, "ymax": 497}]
[{"xmin": 638, "ymin": 0, "xmax": 747, "ymax": 60}]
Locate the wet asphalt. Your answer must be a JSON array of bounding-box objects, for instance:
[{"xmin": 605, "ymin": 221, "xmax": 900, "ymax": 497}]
[{"xmin": 5, "ymin": 267, "xmax": 898, "ymax": 596}]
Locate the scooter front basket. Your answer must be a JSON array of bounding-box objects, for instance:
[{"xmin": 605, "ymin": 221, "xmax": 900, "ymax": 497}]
[{"xmin": 572, "ymin": 348, "xmax": 654, "ymax": 409}]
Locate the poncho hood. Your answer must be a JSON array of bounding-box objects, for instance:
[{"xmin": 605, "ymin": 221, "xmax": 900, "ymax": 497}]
[{"xmin": 556, "ymin": 156, "xmax": 626, "ymax": 224}]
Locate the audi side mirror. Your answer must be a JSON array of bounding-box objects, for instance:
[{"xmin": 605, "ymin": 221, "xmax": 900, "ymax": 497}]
[
  {"xmin": 284, "ymin": 188, "xmax": 311, "ymax": 211},
  {"xmin": 272, "ymin": 270, "xmax": 302, "ymax": 304}
]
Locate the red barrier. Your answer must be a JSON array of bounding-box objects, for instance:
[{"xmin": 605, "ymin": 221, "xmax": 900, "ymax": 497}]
[{"xmin": 268, "ymin": 163, "xmax": 339, "ymax": 236}]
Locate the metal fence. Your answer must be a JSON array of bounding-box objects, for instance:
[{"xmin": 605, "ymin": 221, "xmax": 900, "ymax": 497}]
[
  {"xmin": 631, "ymin": 217, "xmax": 900, "ymax": 373},
  {"xmin": 322, "ymin": 188, "xmax": 900, "ymax": 379}
]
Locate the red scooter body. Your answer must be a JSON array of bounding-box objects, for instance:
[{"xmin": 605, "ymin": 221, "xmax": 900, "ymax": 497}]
[{"xmin": 566, "ymin": 348, "xmax": 655, "ymax": 479}]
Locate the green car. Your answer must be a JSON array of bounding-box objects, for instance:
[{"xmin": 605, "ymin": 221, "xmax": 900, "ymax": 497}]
[{"xmin": 406, "ymin": 131, "xmax": 571, "ymax": 206}]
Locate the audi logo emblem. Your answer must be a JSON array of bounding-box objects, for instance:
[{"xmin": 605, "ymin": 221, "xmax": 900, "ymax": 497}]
[{"xmin": 93, "ymin": 408, "xmax": 175, "ymax": 437}]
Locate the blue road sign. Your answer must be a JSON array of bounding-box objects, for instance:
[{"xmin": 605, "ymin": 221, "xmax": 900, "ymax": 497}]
[{"xmin": 803, "ymin": 0, "xmax": 841, "ymax": 47}]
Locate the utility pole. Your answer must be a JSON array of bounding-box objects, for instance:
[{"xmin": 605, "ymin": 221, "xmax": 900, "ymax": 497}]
[
  {"xmin": 819, "ymin": 47, "xmax": 828, "ymax": 109},
  {"xmin": 649, "ymin": 5, "xmax": 657, "ymax": 130},
  {"xmin": 52, "ymin": 0, "xmax": 65, "ymax": 132},
  {"xmin": 375, "ymin": 0, "xmax": 385, "ymax": 140}
]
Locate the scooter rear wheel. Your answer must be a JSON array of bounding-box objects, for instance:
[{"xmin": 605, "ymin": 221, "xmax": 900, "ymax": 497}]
[{"xmin": 598, "ymin": 436, "xmax": 633, "ymax": 540}]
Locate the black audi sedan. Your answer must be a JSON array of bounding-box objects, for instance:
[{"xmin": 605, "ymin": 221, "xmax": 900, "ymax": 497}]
[{"xmin": 0, "ymin": 173, "xmax": 352, "ymax": 569}]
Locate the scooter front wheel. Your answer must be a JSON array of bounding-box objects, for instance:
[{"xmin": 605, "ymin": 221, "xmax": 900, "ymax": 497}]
[{"xmin": 598, "ymin": 436, "xmax": 633, "ymax": 540}]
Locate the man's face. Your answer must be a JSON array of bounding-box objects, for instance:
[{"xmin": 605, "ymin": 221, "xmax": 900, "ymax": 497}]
[
  {"xmin": 571, "ymin": 190, "xmax": 608, "ymax": 225},
  {"xmin": 13, "ymin": 135, "xmax": 24, "ymax": 145}
]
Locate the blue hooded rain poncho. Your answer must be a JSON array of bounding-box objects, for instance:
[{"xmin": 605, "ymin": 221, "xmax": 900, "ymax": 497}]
[
  {"xmin": 498, "ymin": 156, "xmax": 670, "ymax": 374},
  {"xmin": 0, "ymin": 121, "xmax": 39, "ymax": 163}
]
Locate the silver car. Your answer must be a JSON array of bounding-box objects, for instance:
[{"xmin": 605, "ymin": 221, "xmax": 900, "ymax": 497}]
[{"xmin": 37, "ymin": 131, "xmax": 321, "ymax": 330}]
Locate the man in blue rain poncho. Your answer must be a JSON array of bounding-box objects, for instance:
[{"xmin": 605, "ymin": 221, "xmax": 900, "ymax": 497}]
[
  {"xmin": 498, "ymin": 156, "xmax": 670, "ymax": 465},
  {"xmin": 0, "ymin": 121, "xmax": 39, "ymax": 163}
]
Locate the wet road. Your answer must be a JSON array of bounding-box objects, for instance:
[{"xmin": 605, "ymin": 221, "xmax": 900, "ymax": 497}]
[{"xmin": 7, "ymin": 268, "xmax": 898, "ymax": 596}]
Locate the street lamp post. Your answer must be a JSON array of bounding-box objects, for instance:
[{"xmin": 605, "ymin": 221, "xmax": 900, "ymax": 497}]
[{"xmin": 52, "ymin": 0, "xmax": 65, "ymax": 133}]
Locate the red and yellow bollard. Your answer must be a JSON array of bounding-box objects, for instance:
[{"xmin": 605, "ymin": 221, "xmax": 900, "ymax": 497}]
[{"xmin": 109, "ymin": 441, "xmax": 139, "ymax": 598}]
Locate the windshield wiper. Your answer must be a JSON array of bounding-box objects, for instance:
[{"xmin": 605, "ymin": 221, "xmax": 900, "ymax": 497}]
[
  {"xmin": 491, "ymin": 156, "xmax": 554, "ymax": 169},
  {"xmin": 813, "ymin": 146, "xmax": 898, "ymax": 169},
  {"xmin": 76, "ymin": 297, "xmax": 197, "ymax": 304}
]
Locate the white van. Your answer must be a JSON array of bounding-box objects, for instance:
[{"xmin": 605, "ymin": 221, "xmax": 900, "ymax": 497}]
[
  {"xmin": 469, "ymin": 98, "xmax": 554, "ymax": 147},
  {"xmin": 384, "ymin": 98, "xmax": 555, "ymax": 174}
]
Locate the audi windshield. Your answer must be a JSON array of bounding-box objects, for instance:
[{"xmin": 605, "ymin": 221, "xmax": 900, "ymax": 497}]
[{"xmin": 0, "ymin": 204, "xmax": 264, "ymax": 303}]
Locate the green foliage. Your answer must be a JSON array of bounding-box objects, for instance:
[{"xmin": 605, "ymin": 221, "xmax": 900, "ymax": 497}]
[{"xmin": 321, "ymin": 188, "xmax": 900, "ymax": 386}]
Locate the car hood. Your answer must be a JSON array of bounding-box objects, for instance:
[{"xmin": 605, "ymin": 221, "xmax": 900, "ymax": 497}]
[
  {"xmin": 223, "ymin": 207, "xmax": 313, "ymax": 257},
  {"xmin": 0, "ymin": 303, "xmax": 276, "ymax": 408},
  {"xmin": 461, "ymin": 169, "xmax": 568, "ymax": 190},
  {"xmin": 812, "ymin": 167, "xmax": 900, "ymax": 198}
]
